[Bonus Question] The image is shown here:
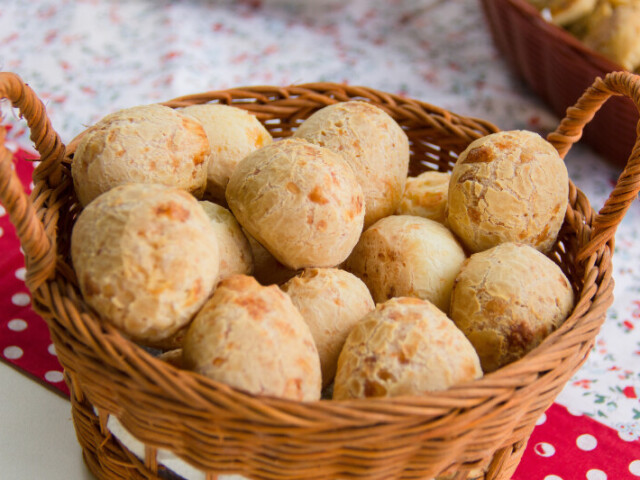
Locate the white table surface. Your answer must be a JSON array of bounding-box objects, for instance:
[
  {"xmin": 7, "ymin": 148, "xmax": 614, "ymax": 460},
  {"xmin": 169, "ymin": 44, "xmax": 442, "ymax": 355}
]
[{"xmin": 0, "ymin": 362, "xmax": 96, "ymax": 479}]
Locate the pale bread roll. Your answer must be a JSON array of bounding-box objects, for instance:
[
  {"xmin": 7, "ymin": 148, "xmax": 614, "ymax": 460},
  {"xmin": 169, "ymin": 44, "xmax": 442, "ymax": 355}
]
[
  {"xmin": 450, "ymin": 242, "xmax": 574, "ymax": 373},
  {"xmin": 293, "ymin": 101, "xmax": 410, "ymax": 228},
  {"xmin": 447, "ymin": 130, "xmax": 568, "ymax": 254},
  {"xmin": 181, "ymin": 104, "xmax": 273, "ymax": 202},
  {"xmin": 281, "ymin": 268, "xmax": 375, "ymax": 387},
  {"xmin": 199, "ymin": 201, "xmax": 253, "ymax": 280},
  {"xmin": 583, "ymin": 0, "xmax": 640, "ymax": 70},
  {"xmin": 182, "ymin": 275, "xmax": 322, "ymax": 401},
  {"xmin": 333, "ymin": 297, "xmax": 482, "ymax": 400},
  {"xmin": 226, "ymin": 138, "xmax": 365, "ymax": 270},
  {"xmin": 71, "ymin": 184, "xmax": 220, "ymax": 344},
  {"xmin": 528, "ymin": 0, "xmax": 597, "ymax": 25},
  {"xmin": 71, "ymin": 104, "xmax": 210, "ymax": 206},
  {"xmin": 344, "ymin": 215, "xmax": 466, "ymax": 313},
  {"xmin": 396, "ymin": 171, "xmax": 451, "ymax": 224}
]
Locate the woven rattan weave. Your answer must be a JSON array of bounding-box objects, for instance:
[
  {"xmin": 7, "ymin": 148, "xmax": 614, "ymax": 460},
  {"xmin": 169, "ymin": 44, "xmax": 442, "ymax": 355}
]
[{"xmin": 1, "ymin": 71, "xmax": 639, "ymax": 480}]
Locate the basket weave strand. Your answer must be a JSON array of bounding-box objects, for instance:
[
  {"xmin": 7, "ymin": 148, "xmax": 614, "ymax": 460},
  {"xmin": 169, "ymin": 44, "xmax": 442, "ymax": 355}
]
[
  {"xmin": 548, "ymin": 72, "xmax": 640, "ymax": 259},
  {"xmin": 1, "ymin": 71, "xmax": 638, "ymax": 479}
]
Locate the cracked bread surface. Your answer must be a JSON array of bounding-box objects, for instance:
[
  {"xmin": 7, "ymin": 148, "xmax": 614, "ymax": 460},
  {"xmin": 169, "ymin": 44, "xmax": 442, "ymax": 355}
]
[
  {"xmin": 447, "ymin": 130, "xmax": 568, "ymax": 254},
  {"xmin": 226, "ymin": 138, "xmax": 365, "ymax": 270},
  {"xmin": 183, "ymin": 274, "xmax": 322, "ymax": 401},
  {"xmin": 72, "ymin": 104, "xmax": 210, "ymax": 206},
  {"xmin": 450, "ymin": 242, "xmax": 574, "ymax": 373},
  {"xmin": 71, "ymin": 183, "xmax": 220, "ymax": 344},
  {"xmin": 333, "ymin": 297, "xmax": 482, "ymax": 400},
  {"xmin": 293, "ymin": 101, "xmax": 410, "ymax": 228}
]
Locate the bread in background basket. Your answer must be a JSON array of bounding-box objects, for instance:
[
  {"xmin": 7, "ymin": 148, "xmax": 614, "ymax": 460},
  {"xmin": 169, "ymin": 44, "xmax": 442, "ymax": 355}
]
[
  {"xmin": 479, "ymin": 0, "xmax": 640, "ymax": 168},
  {"xmin": 2, "ymin": 71, "xmax": 639, "ymax": 479}
]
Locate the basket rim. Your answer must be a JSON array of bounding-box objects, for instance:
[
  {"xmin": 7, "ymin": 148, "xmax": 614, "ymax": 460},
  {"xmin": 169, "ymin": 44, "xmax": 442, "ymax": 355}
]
[{"xmin": 53, "ymin": 82, "xmax": 611, "ymax": 416}]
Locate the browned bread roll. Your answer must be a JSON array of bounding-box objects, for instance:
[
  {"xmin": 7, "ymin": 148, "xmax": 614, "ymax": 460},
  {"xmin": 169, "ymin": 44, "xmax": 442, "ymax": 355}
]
[
  {"xmin": 71, "ymin": 183, "xmax": 220, "ymax": 344},
  {"xmin": 447, "ymin": 130, "xmax": 568, "ymax": 254},
  {"xmin": 333, "ymin": 297, "xmax": 482, "ymax": 400},
  {"xmin": 182, "ymin": 275, "xmax": 322, "ymax": 401},
  {"xmin": 226, "ymin": 138, "xmax": 365, "ymax": 270},
  {"xmin": 449, "ymin": 242, "xmax": 574, "ymax": 373},
  {"xmin": 281, "ymin": 268, "xmax": 375, "ymax": 387},
  {"xmin": 396, "ymin": 171, "xmax": 451, "ymax": 224},
  {"xmin": 344, "ymin": 215, "xmax": 466, "ymax": 313},
  {"xmin": 293, "ymin": 101, "xmax": 410, "ymax": 228},
  {"xmin": 71, "ymin": 104, "xmax": 210, "ymax": 206}
]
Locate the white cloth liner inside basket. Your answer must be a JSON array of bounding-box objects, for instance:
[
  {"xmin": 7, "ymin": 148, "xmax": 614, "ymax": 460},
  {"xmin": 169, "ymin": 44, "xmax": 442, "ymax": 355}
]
[{"xmin": 102, "ymin": 409, "xmax": 248, "ymax": 480}]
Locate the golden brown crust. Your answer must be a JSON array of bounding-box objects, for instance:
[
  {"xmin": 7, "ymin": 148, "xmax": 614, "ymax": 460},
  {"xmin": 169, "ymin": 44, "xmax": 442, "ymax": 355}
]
[
  {"xmin": 281, "ymin": 268, "xmax": 375, "ymax": 387},
  {"xmin": 449, "ymin": 242, "xmax": 574, "ymax": 373},
  {"xmin": 396, "ymin": 171, "xmax": 451, "ymax": 224},
  {"xmin": 71, "ymin": 104, "xmax": 210, "ymax": 206},
  {"xmin": 181, "ymin": 104, "xmax": 273, "ymax": 202},
  {"xmin": 293, "ymin": 101, "xmax": 410, "ymax": 228},
  {"xmin": 344, "ymin": 215, "xmax": 466, "ymax": 313},
  {"xmin": 182, "ymin": 275, "xmax": 322, "ymax": 401},
  {"xmin": 447, "ymin": 130, "xmax": 568, "ymax": 254},
  {"xmin": 333, "ymin": 297, "xmax": 482, "ymax": 400},
  {"xmin": 71, "ymin": 184, "xmax": 220, "ymax": 344},
  {"xmin": 226, "ymin": 138, "xmax": 365, "ymax": 270}
]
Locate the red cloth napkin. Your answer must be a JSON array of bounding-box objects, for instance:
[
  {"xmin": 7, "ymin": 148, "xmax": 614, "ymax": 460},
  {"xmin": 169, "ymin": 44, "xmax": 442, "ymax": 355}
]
[
  {"xmin": 0, "ymin": 147, "xmax": 69, "ymax": 396},
  {"xmin": 2, "ymin": 147, "xmax": 639, "ymax": 479},
  {"xmin": 514, "ymin": 403, "xmax": 640, "ymax": 479}
]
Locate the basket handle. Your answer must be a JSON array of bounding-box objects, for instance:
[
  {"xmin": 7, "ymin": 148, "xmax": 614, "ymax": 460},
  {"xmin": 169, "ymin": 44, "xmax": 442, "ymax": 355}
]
[
  {"xmin": 547, "ymin": 71, "xmax": 640, "ymax": 261},
  {"xmin": 0, "ymin": 72, "xmax": 66, "ymax": 291}
]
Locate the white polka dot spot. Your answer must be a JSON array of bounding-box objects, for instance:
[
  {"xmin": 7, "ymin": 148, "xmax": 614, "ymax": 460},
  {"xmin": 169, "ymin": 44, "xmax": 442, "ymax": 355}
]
[
  {"xmin": 48, "ymin": 343, "xmax": 57, "ymax": 356},
  {"xmin": 14, "ymin": 267, "xmax": 26, "ymax": 281},
  {"xmin": 7, "ymin": 319, "xmax": 27, "ymax": 331},
  {"xmin": 0, "ymin": 204, "xmax": 6, "ymax": 216},
  {"xmin": 534, "ymin": 442, "xmax": 556, "ymax": 457},
  {"xmin": 544, "ymin": 476, "xmax": 564, "ymax": 480},
  {"xmin": 586, "ymin": 469, "xmax": 607, "ymax": 480},
  {"xmin": 44, "ymin": 370, "xmax": 64, "ymax": 383},
  {"xmin": 3, "ymin": 346, "xmax": 24, "ymax": 359},
  {"xmin": 11, "ymin": 293, "xmax": 30, "ymax": 306},
  {"xmin": 577, "ymin": 433, "xmax": 598, "ymax": 451},
  {"xmin": 536, "ymin": 413, "xmax": 547, "ymax": 425},
  {"xmin": 630, "ymin": 460, "xmax": 640, "ymax": 476}
]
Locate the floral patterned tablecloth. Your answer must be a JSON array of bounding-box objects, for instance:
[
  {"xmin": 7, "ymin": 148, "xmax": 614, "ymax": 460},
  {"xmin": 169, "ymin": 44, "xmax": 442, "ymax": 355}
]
[{"xmin": 1, "ymin": 0, "xmax": 640, "ymax": 479}]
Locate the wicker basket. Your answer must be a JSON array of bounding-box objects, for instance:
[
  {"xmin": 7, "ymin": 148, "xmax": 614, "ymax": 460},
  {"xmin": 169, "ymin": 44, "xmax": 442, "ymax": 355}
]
[
  {"xmin": 1, "ymin": 71, "xmax": 639, "ymax": 480},
  {"xmin": 479, "ymin": 0, "xmax": 639, "ymax": 169}
]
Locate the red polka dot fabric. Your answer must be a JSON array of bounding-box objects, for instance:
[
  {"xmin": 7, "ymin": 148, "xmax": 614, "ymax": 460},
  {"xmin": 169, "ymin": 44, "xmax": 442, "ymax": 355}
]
[
  {"xmin": 0, "ymin": 147, "xmax": 69, "ymax": 396},
  {"xmin": 2, "ymin": 146, "xmax": 640, "ymax": 477},
  {"xmin": 514, "ymin": 403, "xmax": 640, "ymax": 479}
]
